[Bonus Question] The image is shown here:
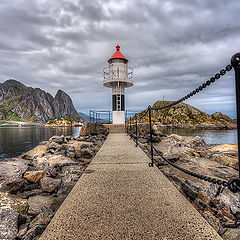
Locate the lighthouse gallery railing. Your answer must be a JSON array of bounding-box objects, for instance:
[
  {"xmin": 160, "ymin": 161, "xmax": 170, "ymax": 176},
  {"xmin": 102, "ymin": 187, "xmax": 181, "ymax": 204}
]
[
  {"xmin": 103, "ymin": 66, "xmax": 133, "ymax": 84},
  {"xmin": 126, "ymin": 53, "xmax": 240, "ymax": 194}
]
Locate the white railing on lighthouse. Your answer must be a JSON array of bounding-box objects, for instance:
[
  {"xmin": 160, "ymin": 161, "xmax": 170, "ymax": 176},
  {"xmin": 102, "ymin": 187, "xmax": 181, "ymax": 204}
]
[{"xmin": 103, "ymin": 67, "xmax": 133, "ymax": 87}]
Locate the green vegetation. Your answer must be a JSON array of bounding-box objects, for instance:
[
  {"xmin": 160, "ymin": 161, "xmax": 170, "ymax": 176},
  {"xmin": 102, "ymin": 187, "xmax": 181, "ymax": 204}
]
[{"xmin": 0, "ymin": 106, "xmax": 22, "ymax": 121}]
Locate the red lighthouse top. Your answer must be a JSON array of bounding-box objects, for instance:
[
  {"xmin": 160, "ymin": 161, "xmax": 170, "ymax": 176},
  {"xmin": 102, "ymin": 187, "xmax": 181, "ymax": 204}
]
[{"xmin": 108, "ymin": 45, "xmax": 128, "ymax": 62}]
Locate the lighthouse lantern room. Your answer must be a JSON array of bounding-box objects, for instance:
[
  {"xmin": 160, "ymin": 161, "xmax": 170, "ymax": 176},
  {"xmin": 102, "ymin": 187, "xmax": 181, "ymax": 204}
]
[{"xmin": 103, "ymin": 45, "xmax": 133, "ymax": 124}]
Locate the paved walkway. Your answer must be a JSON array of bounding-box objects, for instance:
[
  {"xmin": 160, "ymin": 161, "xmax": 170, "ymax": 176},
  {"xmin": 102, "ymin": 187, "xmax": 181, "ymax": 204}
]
[{"xmin": 40, "ymin": 134, "xmax": 222, "ymax": 240}]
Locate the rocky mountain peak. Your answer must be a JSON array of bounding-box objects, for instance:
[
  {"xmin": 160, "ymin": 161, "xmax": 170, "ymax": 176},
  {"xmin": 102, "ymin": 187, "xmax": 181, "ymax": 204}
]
[
  {"xmin": 0, "ymin": 80, "xmax": 81, "ymax": 122},
  {"xmin": 54, "ymin": 89, "xmax": 79, "ymax": 120}
]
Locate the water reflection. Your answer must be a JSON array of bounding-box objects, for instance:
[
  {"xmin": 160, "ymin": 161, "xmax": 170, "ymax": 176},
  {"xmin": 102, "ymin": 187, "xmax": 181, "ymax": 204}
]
[
  {"xmin": 161, "ymin": 128, "xmax": 237, "ymax": 145},
  {"xmin": 0, "ymin": 126, "xmax": 81, "ymax": 160}
]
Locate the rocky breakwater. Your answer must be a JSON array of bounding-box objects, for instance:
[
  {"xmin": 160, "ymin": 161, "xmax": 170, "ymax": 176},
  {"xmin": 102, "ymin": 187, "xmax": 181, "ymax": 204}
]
[
  {"xmin": 0, "ymin": 122, "xmax": 109, "ymax": 240},
  {"xmin": 136, "ymin": 124, "xmax": 240, "ymax": 240}
]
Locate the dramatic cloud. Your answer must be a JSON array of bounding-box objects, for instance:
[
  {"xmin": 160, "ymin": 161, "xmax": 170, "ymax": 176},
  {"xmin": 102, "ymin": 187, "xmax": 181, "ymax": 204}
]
[{"xmin": 0, "ymin": 0, "xmax": 239, "ymax": 117}]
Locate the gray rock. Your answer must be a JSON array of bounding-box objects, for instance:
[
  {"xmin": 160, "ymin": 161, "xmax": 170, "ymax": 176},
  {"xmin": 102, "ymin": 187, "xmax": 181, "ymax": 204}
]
[
  {"xmin": 17, "ymin": 223, "xmax": 29, "ymax": 239},
  {"xmin": 18, "ymin": 213, "xmax": 29, "ymax": 225},
  {"xmin": 181, "ymin": 180, "xmax": 201, "ymax": 200},
  {"xmin": 80, "ymin": 150, "xmax": 94, "ymax": 159},
  {"xmin": 62, "ymin": 165, "xmax": 83, "ymax": 175},
  {"xmin": 47, "ymin": 142, "xmax": 61, "ymax": 150},
  {"xmin": 164, "ymin": 154, "xmax": 180, "ymax": 163},
  {"xmin": 0, "ymin": 192, "xmax": 28, "ymax": 213},
  {"xmin": 230, "ymin": 205, "xmax": 240, "ymax": 220},
  {"xmin": 29, "ymin": 207, "xmax": 54, "ymax": 228},
  {"xmin": 222, "ymin": 228, "xmax": 240, "ymax": 240},
  {"xmin": 18, "ymin": 189, "xmax": 43, "ymax": 199},
  {"xmin": 66, "ymin": 151, "xmax": 76, "ymax": 159},
  {"xmin": 22, "ymin": 225, "xmax": 45, "ymax": 240},
  {"xmin": 65, "ymin": 136, "xmax": 71, "ymax": 141},
  {"xmin": 53, "ymin": 135, "xmax": 65, "ymax": 144},
  {"xmin": 58, "ymin": 181, "xmax": 76, "ymax": 195},
  {"xmin": 0, "ymin": 208, "xmax": 19, "ymax": 240},
  {"xmin": 28, "ymin": 195, "xmax": 55, "ymax": 216},
  {"xmin": 53, "ymin": 159, "xmax": 79, "ymax": 169},
  {"xmin": 40, "ymin": 176, "xmax": 61, "ymax": 193},
  {"xmin": 22, "ymin": 154, "xmax": 34, "ymax": 160},
  {"xmin": 50, "ymin": 194, "xmax": 68, "ymax": 212},
  {"xmin": 0, "ymin": 159, "xmax": 28, "ymax": 191},
  {"xmin": 80, "ymin": 122, "xmax": 109, "ymax": 136},
  {"xmin": 67, "ymin": 146, "xmax": 75, "ymax": 152}
]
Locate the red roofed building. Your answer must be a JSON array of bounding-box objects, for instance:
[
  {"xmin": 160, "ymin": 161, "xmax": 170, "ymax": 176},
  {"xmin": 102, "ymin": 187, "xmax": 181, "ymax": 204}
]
[{"xmin": 103, "ymin": 45, "xmax": 133, "ymax": 124}]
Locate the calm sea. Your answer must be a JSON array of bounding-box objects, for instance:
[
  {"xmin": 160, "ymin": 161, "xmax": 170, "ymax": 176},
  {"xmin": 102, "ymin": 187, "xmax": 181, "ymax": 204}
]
[
  {"xmin": 162, "ymin": 128, "xmax": 237, "ymax": 145},
  {"xmin": 0, "ymin": 126, "xmax": 81, "ymax": 161}
]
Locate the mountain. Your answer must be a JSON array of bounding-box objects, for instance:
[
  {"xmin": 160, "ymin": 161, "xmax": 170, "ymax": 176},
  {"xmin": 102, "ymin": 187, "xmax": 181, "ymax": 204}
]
[
  {"xmin": 138, "ymin": 101, "xmax": 236, "ymax": 129},
  {"xmin": 78, "ymin": 112, "xmax": 90, "ymax": 122},
  {"xmin": 0, "ymin": 79, "xmax": 81, "ymax": 122}
]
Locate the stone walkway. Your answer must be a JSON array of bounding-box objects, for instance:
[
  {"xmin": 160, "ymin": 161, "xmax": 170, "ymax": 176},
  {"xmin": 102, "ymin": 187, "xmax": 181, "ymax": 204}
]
[{"xmin": 40, "ymin": 134, "xmax": 222, "ymax": 240}]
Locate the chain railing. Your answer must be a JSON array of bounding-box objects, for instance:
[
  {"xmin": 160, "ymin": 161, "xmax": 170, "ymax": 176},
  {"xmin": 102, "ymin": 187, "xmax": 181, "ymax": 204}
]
[{"xmin": 126, "ymin": 53, "xmax": 240, "ymax": 194}]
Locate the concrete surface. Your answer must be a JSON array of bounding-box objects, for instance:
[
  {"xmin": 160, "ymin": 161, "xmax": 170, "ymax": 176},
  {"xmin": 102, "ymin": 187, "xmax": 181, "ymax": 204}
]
[
  {"xmin": 104, "ymin": 124, "xmax": 125, "ymax": 133},
  {"xmin": 39, "ymin": 134, "xmax": 222, "ymax": 240}
]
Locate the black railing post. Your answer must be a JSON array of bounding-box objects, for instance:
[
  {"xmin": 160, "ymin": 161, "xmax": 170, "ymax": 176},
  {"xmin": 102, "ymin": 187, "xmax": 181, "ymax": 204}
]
[
  {"xmin": 109, "ymin": 111, "xmax": 110, "ymax": 124},
  {"xmin": 126, "ymin": 118, "xmax": 128, "ymax": 135},
  {"xmin": 135, "ymin": 117, "xmax": 138, "ymax": 147},
  {"xmin": 89, "ymin": 110, "xmax": 91, "ymax": 122},
  {"xmin": 130, "ymin": 117, "xmax": 132, "ymax": 137},
  {"xmin": 148, "ymin": 106, "xmax": 154, "ymax": 167},
  {"xmin": 231, "ymin": 53, "xmax": 240, "ymax": 178}
]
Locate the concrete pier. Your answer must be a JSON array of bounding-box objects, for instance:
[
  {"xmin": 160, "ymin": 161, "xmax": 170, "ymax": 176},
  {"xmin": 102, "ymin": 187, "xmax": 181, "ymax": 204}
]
[{"xmin": 40, "ymin": 133, "xmax": 222, "ymax": 240}]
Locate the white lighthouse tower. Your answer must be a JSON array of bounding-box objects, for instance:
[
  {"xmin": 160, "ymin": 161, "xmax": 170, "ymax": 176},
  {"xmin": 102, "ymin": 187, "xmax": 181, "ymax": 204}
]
[{"xmin": 103, "ymin": 45, "xmax": 133, "ymax": 124}]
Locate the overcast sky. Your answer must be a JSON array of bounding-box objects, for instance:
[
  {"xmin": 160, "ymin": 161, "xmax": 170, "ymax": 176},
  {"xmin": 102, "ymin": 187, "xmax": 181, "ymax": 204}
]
[{"xmin": 0, "ymin": 0, "xmax": 239, "ymax": 118}]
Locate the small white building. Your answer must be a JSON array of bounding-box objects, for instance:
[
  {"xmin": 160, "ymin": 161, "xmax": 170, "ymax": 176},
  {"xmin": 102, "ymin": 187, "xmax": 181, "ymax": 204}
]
[{"xmin": 103, "ymin": 45, "xmax": 133, "ymax": 124}]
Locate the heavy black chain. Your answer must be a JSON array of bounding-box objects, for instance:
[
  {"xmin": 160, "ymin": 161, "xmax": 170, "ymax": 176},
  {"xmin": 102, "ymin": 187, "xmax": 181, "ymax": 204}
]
[
  {"xmin": 127, "ymin": 126, "xmax": 240, "ymax": 194},
  {"xmin": 125, "ymin": 62, "xmax": 240, "ymax": 193}
]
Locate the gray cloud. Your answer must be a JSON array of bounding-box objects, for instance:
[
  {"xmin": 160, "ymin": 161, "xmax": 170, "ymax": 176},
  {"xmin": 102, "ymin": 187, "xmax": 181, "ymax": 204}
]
[{"xmin": 0, "ymin": 0, "xmax": 239, "ymax": 118}]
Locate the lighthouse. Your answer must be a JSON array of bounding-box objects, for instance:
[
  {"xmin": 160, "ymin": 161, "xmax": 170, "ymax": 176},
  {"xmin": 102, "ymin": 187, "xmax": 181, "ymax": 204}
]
[{"xmin": 103, "ymin": 45, "xmax": 133, "ymax": 124}]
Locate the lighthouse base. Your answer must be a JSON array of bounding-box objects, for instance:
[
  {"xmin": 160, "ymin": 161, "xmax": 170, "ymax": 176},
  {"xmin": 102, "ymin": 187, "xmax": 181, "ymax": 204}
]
[{"xmin": 112, "ymin": 111, "xmax": 125, "ymax": 124}]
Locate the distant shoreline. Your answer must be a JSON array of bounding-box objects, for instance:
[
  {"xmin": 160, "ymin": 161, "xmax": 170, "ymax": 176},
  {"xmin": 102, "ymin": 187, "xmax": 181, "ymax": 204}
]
[{"xmin": 0, "ymin": 120, "xmax": 82, "ymax": 127}]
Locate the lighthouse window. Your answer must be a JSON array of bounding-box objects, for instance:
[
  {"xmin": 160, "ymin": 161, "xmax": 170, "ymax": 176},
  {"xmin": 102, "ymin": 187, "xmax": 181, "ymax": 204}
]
[
  {"xmin": 121, "ymin": 95, "xmax": 125, "ymax": 111},
  {"xmin": 112, "ymin": 95, "xmax": 117, "ymax": 111}
]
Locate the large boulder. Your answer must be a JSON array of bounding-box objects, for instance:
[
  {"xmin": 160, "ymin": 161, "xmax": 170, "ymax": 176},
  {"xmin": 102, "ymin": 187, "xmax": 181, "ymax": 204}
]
[
  {"xmin": 22, "ymin": 145, "xmax": 47, "ymax": 160},
  {"xmin": 29, "ymin": 207, "xmax": 54, "ymax": 228},
  {"xmin": 21, "ymin": 225, "xmax": 46, "ymax": 240},
  {"xmin": 28, "ymin": 195, "xmax": 55, "ymax": 216},
  {"xmin": 40, "ymin": 176, "xmax": 61, "ymax": 193},
  {"xmin": 80, "ymin": 122, "xmax": 109, "ymax": 136},
  {"xmin": 0, "ymin": 192, "xmax": 28, "ymax": 213},
  {"xmin": 203, "ymin": 144, "xmax": 239, "ymax": 170},
  {"xmin": 47, "ymin": 142, "xmax": 61, "ymax": 151},
  {"xmin": 0, "ymin": 208, "xmax": 19, "ymax": 240},
  {"xmin": 33, "ymin": 155, "xmax": 74, "ymax": 168},
  {"xmin": 0, "ymin": 159, "xmax": 28, "ymax": 191},
  {"xmin": 23, "ymin": 170, "xmax": 46, "ymax": 183}
]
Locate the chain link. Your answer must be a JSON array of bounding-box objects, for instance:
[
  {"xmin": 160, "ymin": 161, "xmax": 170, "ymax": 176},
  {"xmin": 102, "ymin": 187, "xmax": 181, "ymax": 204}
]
[{"xmin": 125, "ymin": 63, "xmax": 240, "ymax": 193}]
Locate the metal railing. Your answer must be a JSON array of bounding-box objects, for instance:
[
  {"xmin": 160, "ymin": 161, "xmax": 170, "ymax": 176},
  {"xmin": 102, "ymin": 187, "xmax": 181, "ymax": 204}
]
[
  {"xmin": 126, "ymin": 53, "xmax": 240, "ymax": 194},
  {"xmin": 103, "ymin": 66, "xmax": 133, "ymax": 86},
  {"xmin": 89, "ymin": 110, "xmax": 111, "ymax": 123}
]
